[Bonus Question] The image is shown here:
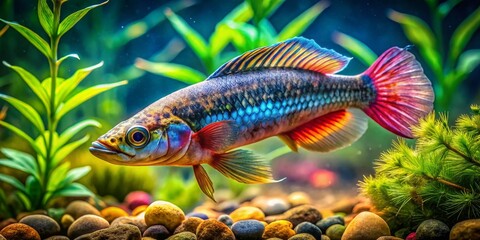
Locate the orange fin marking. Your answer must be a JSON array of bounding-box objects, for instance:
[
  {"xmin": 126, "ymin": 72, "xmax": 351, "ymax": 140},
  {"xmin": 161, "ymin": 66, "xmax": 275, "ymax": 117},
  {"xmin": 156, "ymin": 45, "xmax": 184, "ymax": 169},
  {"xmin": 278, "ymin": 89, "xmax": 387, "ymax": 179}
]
[
  {"xmin": 278, "ymin": 134, "xmax": 298, "ymax": 152},
  {"xmin": 207, "ymin": 37, "xmax": 351, "ymax": 79},
  {"xmin": 285, "ymin": 109, "xmax": 368, "ymax": 152},
  {"xmin": 193, "ymin": 120, "xmax": 237, "ymax": 152},
  {"xmin": 193, "ymin": 165, "xmax": 215, "ymax": 202}
]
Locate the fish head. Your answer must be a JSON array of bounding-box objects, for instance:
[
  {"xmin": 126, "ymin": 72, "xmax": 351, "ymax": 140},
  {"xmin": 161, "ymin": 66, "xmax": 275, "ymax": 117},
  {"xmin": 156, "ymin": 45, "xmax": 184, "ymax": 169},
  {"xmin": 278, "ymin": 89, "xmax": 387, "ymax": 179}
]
[{"xmin": 89, "ymin": 116, "xmax": 193, "ymax": 166}]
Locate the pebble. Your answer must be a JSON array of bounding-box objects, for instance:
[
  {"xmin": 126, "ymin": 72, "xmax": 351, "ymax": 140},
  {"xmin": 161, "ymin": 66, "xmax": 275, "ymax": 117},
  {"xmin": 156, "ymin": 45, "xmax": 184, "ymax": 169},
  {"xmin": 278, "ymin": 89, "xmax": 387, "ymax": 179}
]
[
  {"xmin": 0, "ymin": 218, "xmax": 16, "ymax": 230},
  {"xmin": 450, "ymin": 219, "xmax": 480, "ymax": 240},
  {"xmin": 316, "ymin": 216, "xmax": 344, "ymax": 233},
  {"xmin": 65, "ymin": 201, "xmax": 101, "ymax": 219},
  {"xmin": 0, "ymin": 234, "xmax": 5, "ymax": 240},
  {"xmin": 230, "ymin": 206, "xmax": 265, "ymax": 222},
  {"xmin": 263, "ymin": 220, "xmax": 296, "ymax": 239},
  {"xmin": 75, "ymin": 224, "xmax": 141, "ymax": 240},
  {"xmin": 377, "ymin": 236, "xmax": 403, "ymax": 240},
  {"xmin": 44, "ymin": 236, "xmax": 70, "ymax": 240},
  {"xmin": 19, "ymin": 214, "xmax": 60, "ymax": 238},
  {"xmin": 288, "ymin": 233, "xmax": 316, "ymax": 240},
  {"xmin": 217, "ymin": 214, "xmax": 234, "ymax": 227},
  {"xmin": 351, "ymin": 202, "xmax": 372, "ymax": 214},
  {"xmin": 321, "ymin": 235, "xmax": 331, "ymax": 240},
  {"xmin": 341, "ymin": 211, "xmax": 390, "ymax": 240},
  {"xmin": 259, "ymin": 198, "xmax": 291, "ymax": 216},
  {"xmin": 143, "ymin": 225, "xmax": 170, "ymax": 239},
  {"xmin": 325, "ymin": 224, "xmax": 345, "ymax": 240},
  {"xmin": 231, "ymin": 220, "xmax": 265, "ymax": 240},
  {"xmin": 145, "ymin": 201, "xmax": 185, "ymax": 232},
  {"xmin": 67, "ymin": 214, "xmax": 110, "ymax": 239},
  {"xmin": 174, "ymin": 217, "xmax": 204, "ymax": 234},
  {"xmin": 166, "ymin": 231, "xmax": 197, "ymax": 240},
  {"xmin": 61, "ymin": 214, "xmax": 75, "ymax": 229},
  {"xmin": 186, "ymin": 212, "xmax": 209, "ymax": 220},
  {"xmin": 287, "ymin": 192, "xmax": 312, "ymax": 207},
  {"xmin": 132, "ymin": 205, "xmax": 149, "ymax": 216},
  {"xmin": 282, "ymin": 205, "xmax": 322, "ymax": 227},
  {"xmin": 0, "ymin": 223, "xmax": 40, "ymax": 240},
  {"xmin": 111, "ymin": 216, "xmax": 148, "ymax": 233},
  {"xmin": 196, "ymin": 219, "xmax": 235, "ymax": 240},
  {"xmin": 214, "ymin": 200, "xmax": 239, "ymax": 214},
  {"xmin": 100, "ymin": 206, "xmax": 129, "ymax": 223},
  {"xmin": 294, "ymin": 222, "xmax": 322, "ymax": 239},
  {"xmin": 125, "ymin": 191, "xmax": 153, "ymax": 210},
  {"xmin": 415, "ymin": 219, "xmax": 449, "ymax": 240}
]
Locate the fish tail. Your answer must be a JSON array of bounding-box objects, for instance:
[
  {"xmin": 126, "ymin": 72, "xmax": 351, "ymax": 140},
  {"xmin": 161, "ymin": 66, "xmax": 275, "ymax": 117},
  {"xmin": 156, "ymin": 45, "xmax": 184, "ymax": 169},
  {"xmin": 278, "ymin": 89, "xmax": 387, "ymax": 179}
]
[{"xmin": 361, "ymin": 46, "xmax": 434, "ymax": 138}]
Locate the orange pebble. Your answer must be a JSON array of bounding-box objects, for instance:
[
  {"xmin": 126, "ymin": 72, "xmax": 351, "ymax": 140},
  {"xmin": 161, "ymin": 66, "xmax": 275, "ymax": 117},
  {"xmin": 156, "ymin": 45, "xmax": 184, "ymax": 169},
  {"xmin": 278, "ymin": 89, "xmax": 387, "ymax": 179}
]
[
  {"xmin": 132, "ymin": 205, "xmax": 148, "ymax": 216},
  {"xmin": 100, "ymin": 207, "xmax": 129, "ymax": 223}
]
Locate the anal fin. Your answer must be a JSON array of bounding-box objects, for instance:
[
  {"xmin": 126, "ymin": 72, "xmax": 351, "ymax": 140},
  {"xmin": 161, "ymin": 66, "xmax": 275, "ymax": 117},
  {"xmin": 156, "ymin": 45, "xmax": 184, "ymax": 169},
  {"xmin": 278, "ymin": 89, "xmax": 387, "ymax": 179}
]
[
  {"xmin": 285, "ymin": 109, "xmax": 368, "ymax": 152},
  {"xmin": 193, "ymin": 165, "xmax": 215, "ymax": 202}
]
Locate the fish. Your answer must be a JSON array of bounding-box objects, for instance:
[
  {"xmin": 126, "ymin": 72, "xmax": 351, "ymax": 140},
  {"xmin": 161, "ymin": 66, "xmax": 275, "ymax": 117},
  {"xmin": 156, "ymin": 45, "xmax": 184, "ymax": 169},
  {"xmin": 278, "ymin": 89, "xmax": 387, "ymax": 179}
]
[{"xmin": 90, "ymin": 37, "xmax": 434, "ymax": 200}]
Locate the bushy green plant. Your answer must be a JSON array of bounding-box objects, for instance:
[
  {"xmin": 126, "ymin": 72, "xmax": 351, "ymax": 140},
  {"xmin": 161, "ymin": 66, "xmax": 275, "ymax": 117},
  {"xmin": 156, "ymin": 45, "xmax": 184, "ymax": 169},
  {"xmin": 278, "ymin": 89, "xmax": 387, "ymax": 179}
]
[
  {"xmin": 360, "ymin": 105, "xmax": 480, "ymax": 231},
  {"xmin": 333, "ymin": 0, "xmax": 480, "ymax": 111},
  {"xmin": 0, "ymin": 0, "xmax": 126, "ymax": 217}
]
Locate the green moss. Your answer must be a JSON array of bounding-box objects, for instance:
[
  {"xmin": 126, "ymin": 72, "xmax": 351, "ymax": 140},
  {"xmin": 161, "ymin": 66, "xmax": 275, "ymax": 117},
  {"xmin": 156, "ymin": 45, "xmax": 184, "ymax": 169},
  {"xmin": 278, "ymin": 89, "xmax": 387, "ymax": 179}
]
[{"xmin": 360, "ymin": 105, "xmax": 480, "ymax": 231}]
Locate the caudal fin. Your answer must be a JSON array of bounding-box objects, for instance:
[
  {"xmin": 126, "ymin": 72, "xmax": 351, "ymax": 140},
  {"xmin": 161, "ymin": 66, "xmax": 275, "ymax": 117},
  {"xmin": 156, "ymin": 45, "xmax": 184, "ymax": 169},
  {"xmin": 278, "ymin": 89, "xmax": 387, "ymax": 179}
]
[{"xmin": 362, "ymin": 47, "xmax": 434, "ymax": 138}]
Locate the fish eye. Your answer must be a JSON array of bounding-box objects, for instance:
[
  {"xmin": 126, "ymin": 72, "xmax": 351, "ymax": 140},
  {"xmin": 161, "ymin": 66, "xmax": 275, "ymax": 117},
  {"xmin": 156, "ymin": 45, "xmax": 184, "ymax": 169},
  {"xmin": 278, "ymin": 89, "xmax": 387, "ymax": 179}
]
[{"xmin": 126, "ymin": 125, "xmax": 150, "ymax": 148}]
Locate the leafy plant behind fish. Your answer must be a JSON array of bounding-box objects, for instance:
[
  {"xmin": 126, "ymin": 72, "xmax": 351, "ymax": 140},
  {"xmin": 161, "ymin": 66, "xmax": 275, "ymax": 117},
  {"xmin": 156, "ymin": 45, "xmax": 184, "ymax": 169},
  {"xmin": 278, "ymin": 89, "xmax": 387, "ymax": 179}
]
[
  {"xmin": 333, "ymin": 0, "xmax": 480, "ymax": 112},
  {"xmin": 360, "ymin": 105, "xmax": 480, "ymax": 232},
  {"xmin": 0, "ymin": 0, "xmax": 126, "ymax": 217}
]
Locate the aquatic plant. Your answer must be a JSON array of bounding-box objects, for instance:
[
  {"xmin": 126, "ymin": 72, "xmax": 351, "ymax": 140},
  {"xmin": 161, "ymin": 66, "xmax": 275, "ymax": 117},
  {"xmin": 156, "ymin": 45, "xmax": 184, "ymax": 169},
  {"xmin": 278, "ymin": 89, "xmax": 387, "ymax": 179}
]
[
  {"xmin": 333, "ymin": 0, "xmax": 480, "ymax": 111},
  {"xmin": 0, "ymin": 0, "xmax": 126, "ymax": 217},
  {"xmin": 360, "ymin": 105, "xmax": 480, "ymax": 231}
]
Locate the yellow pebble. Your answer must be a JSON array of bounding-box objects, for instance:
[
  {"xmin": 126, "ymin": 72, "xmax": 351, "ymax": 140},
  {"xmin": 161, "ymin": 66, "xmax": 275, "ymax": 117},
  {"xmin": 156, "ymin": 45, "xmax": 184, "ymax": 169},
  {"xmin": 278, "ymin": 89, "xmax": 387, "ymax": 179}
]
[
  {"xmin": 263, "ymin": 220, "xmax": 295, "ymax": 240},
  {"xmin": 229, "ymin": 206, "xmax": 265, "ymax": 222},
  {"xmin": 100, "ymin": 207, "xmax": 129, "ymax": 223},
  {"xmin": 144, "ymin": 201, "xmax": 185, "ymax": 232},
  {"xmin": 132, "ymin": 205, "xmax": 148, "ymax": 216}
]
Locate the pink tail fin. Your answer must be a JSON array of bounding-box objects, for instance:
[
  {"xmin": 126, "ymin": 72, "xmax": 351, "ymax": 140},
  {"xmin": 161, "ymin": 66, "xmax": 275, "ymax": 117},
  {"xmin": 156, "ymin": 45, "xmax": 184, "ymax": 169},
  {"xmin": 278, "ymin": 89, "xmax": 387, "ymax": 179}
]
[{"xmin": 362, "ymin": 47, "xmax": 434, "ymax": 138}]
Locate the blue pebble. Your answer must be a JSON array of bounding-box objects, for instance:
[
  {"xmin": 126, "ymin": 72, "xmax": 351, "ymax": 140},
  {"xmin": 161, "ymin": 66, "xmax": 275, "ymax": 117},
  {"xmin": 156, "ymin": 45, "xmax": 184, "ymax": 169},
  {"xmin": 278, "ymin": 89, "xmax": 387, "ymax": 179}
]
[
  {"xmin": 294, "ymin": 222, "xmax": 322, "ymax": 240},
  {"xmin": 217, "ymin": 214, "xmax": 234, "ymax": 227},
  {"xmin": 231, "ymin": 220, "xmax": 265, "ymax": 240},
  {"xmin": 186, "ymin": 212, "xmax": 209, "ymax": 220},
  {"xmin": 316, "ymin": 216, "xmax": 344, "ymax": 233}
]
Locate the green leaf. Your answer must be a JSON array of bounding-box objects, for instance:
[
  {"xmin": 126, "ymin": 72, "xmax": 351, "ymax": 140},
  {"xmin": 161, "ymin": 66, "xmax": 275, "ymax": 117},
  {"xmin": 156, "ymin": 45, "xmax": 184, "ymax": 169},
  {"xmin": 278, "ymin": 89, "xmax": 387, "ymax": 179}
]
[
  {"xmin": 25, "ymin": 176, "xmax": 41, "ymax": 208},
  {"xmin": 0, "ymin": 121, "xmax": 42, "ymax": 157},
  {"xmin": 50, "ymin": 183, "xmax": 94, "ymax": 200},
  {"xmin": 57, "ymin": 119, "xmax": 101, "ymax": 150},
  {"xmin": 450, "ymin": 6, "xmax": 480, "ymax": 61},
  {"xmin": 0, "ymin": 173, "xmax": 27, "ymax": 194},
  {"xmin": 165, "ymin": 9, "xmax": 210, "ymax": 63},
  {"xmin": 222, "ymin": 21, "xmax": 257, "ymax": 52},
  {"xmin": 2, "ymin": 62, "xmax": 50, "ymax": 112},
  {"xmin": 135, "ymin": 58, "xmax": 206, "ymax": 84},
  {"xmin": 1, "ymin": 149, "xmax": 38, "ymax": 174},
  {"xmin": 52, "ymin": 135, "xmax": 90, "ymax": 166},
  {"xmin": 48, "ymin": 162, "xmax": 70, "ymax": 192},
  {"xmin": 0, "ymin": 94, "xmax": 45, "ymax": 133},
  {"xmin": 38, "ymin": 0, "xmax": 54, "ymax": 37},
  {"xmin": 223, "ymin": 2, "xmax": 253, "ymax": 23},
  {"xmin": 332, "ymin": 31, "xmax": 378, "ymax": 66},
  {"xmin": 15, "ymin": 191, "xmax": 32, "ymax": 211},
  {"xmin": 58, "ymin": 1, "xmax": 109, "ymax": 37},
  {"xmin": 56, "ymin": 62, "xmax": 104, "ymax": 106},
  {"xmin": 438, "ymin": 0, "xmax": 462, "ymax": 18},
  {"xmin": 60, "ymin": 166, "xmax": 91, "ymax": 188},
  {"xmin": 56, "ymin": 80, "xmax": 128, "ymax": 120},
  {"xmin": 57, "ymin": 53, "xmax": 80, "ymax": 66},
  {"xmin": 455, "ymin": 49, "xmax": 480, "ymax": 84},
  {"xmin": 0, "ymin": 160, "xmax": 31, "ymax": 175},
  {"xmin": 277, "ymin": 1, "xmax": 328, "ymax": 41},
  {"xmin": 0, "ymin": 19, "xmax": 51, "ymax": 58},
  {"xmin": 247, "ymin": 0, "xmax": 284, "ymax": 25}
]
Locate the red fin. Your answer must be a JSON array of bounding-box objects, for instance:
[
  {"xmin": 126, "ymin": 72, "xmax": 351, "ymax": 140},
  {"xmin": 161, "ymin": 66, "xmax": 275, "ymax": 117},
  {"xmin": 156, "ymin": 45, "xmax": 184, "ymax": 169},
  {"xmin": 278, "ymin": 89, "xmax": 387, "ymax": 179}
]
[
  {"xmin": 278, "ymin": 134, "xmax": 298, "ymax": 152},
  {"xmin": 285, "ymin": 109, "xmax": 368, "ymax": 152},
  {"xmin": 207, "ymin": 37, "xmax": 351, "ymax": 79},
  {"xmin": 193, "ymin": 120, "xmax": 237, "ymax": 152},
  {"xmin": 193, "ymin": 165, "xmax": 215, "ymax": 202},
  {"xmin": 362, "ymin": 47, "xmax": 434, "ymax": 138}
]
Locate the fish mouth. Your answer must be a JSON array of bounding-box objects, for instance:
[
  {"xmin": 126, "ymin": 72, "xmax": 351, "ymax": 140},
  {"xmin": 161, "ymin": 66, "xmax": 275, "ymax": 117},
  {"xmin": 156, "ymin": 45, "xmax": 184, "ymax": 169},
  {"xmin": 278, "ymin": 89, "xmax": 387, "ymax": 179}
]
[
  {"xmin": 89, "ymin": 140, "xmax": 135, "ymax": 162},
  {"xmin": 89, "ymin": 141, "xmax": 119, "ymax": 155}
]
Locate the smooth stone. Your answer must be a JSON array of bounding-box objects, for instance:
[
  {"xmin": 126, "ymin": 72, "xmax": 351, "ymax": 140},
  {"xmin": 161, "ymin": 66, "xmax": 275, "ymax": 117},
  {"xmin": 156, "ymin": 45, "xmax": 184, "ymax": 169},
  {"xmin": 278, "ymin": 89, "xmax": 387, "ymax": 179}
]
[
  {"xmin": 263, "ymin": 220, "xmax": 295, "ymax": 239},
  {"xmin": 287, "ymin": 192, "xmax": 312, "ymax": 207},
  {"xmin": 174, "ymin": 217, "xmax": 204, "ymax": 234},
  {"xmin": 111, "ymin": 216, "xmax": 148, "ymax": 233},
  {"xmin": 19, "ymin": 214, "xmax": 60, "ymax": 238},
  {"xmin": 325, "ymin": 224, "xmax": 345, "ymax": 240},
  {"xmin": 295, "ymin": 222, "xmax": 322, "ymax": 239},
  {"xmin": 65, "ymin": 201, "xmax": 101, "ymax": 219},
  {"xmin": 0, "ymin": 223, "xmax": 40, "ymax": 240},
  {"xmin": 415, "ymin": 219, "xmax": 449, "ymax": 240},
  {"xmin": 166, "ymin": 231, "xmax": 197, "ymax": 240},
  {"xmin": 214, "ymin": 200, "xmax": 239, "ymax": 214},
  {"xmin": 0, "ymin": 234, "xmax": 5, "ymax": 240},
  {"xmin": 145, "ymin": 201, "xmax": 185, "ymax": 232},
  {"xmin": 289, "ymin": 233, "xmax": 316, "ymax": 240},
  {"xmin": 450, "ymin": 219, "xmax": 480, "ymax": 240},
  {"xmin": 0, "ymin": 218, "xmax": 16, "ymax": 230},
  {"xmin": 100, "ymin": 207, "xmax": 129, "ymax": 223},
  {"xmin": 341, "ymin": 212, "xmax": 390, "ymax": 240},
  {"xmin": 260, "ymin": 198, "xmax": 291, "ymax": 216},
  {"xmin": 125, "ymin": 191, "xmax": 153, "ymax": 211},
  {"xmin": 44, "ymin": 236, "xmax": 70, "ymax": 240},
  {"xmin": 186, "ymin": 212, "xmax": 209, "ymax": 220},
  {"xmin": 376, "ymin": 237, "xmax": 403, "ymax": 240},
  {"xmin": 132, "ymin": 205, "xmax": 149, "ymax": 216},
  {"xmin": 67, "ymin": 214, "xmax": 110, "ymax": 239},
  {"xmin": 231, "ymin": 220, "xmax": 265, "ymax": 240},
  {"xmin": 321, "ymin": 235, "xmax": 331, "ymax": 240},
  {"xmin": 316, "ymin": 216, "xmax": 345, "ymax": 232},
  {"xmin": 196, "ymin": 219, "xmax": 235, "ymax": 240},
  {"xmin": 217, "ymin": 214, "xmax": 234, "ymax": 227},
  {"xmin": 16, "ymin": 210, "xmax": 48, "ymax": 221},
  {"xmin": 143, "ymin": 225, "xmax": 170, "ymax": 239},
  {"xmin": 230, "ymin": 206, "xmax": 265, "ymax": 222},
  {"xmin": 61, "ymin": 214, "xmax": 75, "ymax": 229},
  {"xmin": 283, "ymin": 205, "xmax": 322, "ymax": 227},
  {"xmin": 75, "ymin": 224, "xmax": 141, "ymax": 240}
]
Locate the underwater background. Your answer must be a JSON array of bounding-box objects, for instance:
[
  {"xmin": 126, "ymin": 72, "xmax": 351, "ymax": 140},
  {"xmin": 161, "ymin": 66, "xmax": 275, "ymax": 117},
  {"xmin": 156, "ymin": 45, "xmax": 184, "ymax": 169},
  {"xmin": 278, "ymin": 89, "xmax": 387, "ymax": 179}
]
[{"xmin": 0, "ymin": 0, "xmax": 479, "ymax": 239}]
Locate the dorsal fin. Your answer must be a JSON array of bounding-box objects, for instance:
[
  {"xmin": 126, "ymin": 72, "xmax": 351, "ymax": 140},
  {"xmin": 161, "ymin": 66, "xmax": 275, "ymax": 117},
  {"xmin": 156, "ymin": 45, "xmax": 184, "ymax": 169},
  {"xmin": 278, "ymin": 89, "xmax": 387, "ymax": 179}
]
[{"xmin": 207, "ymin": 37, "xmax": 351, "ymax": 80}]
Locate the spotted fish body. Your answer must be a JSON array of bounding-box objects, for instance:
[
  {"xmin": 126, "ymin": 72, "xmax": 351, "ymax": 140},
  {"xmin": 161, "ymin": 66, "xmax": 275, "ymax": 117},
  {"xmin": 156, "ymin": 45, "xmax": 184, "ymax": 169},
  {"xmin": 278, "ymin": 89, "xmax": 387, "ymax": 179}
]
[{"xmin": 90, "ymin": 37, "xmax": 434, "ymax": 200}]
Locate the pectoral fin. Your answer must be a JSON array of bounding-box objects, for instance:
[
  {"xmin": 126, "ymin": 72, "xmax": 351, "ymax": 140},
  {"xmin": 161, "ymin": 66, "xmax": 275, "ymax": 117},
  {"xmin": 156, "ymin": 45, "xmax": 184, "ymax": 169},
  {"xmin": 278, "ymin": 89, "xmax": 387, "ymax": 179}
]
[
  {"xmin": 193, "ymin": 165, "xmax": 215, "ymax": 201},
  {"xmin": 193, "ymin": 120, "xmax": 238, "ymax": 152}
]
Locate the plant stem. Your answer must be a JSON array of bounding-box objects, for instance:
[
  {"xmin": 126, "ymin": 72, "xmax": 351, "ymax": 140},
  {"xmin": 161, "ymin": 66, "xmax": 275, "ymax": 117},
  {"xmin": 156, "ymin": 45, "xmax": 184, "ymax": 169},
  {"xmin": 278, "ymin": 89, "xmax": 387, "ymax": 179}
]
[{"xmin": 443, "ymin": 141, "xmax": 480, "ymax": 168}]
